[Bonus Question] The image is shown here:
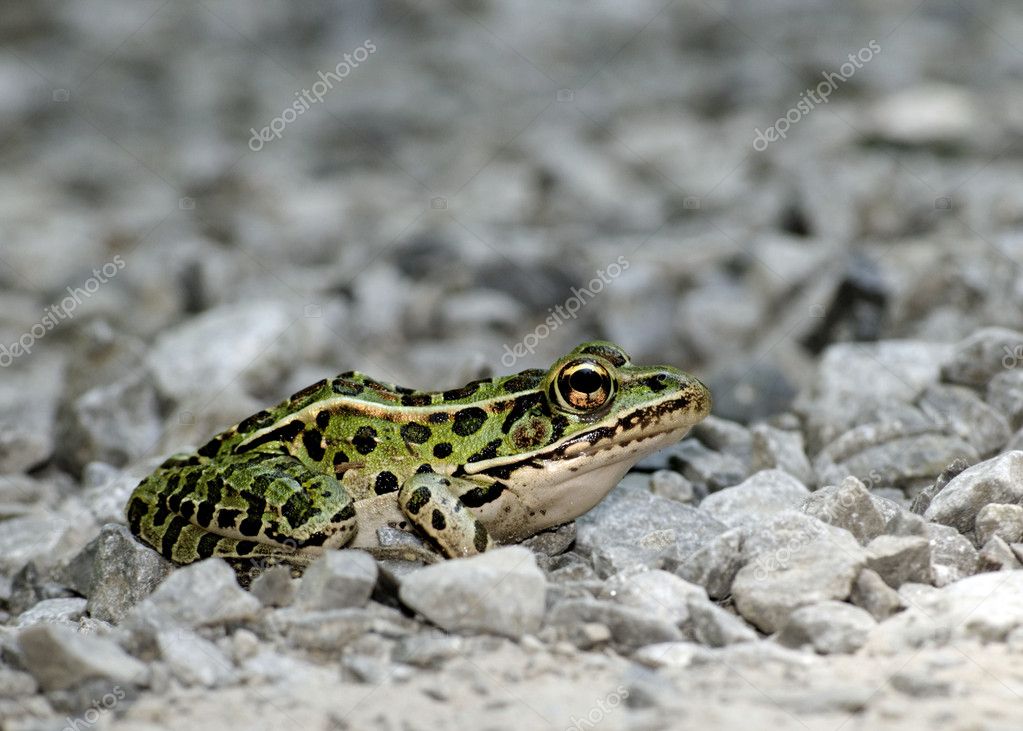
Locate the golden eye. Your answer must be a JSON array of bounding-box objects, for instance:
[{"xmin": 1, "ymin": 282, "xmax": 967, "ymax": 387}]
[{"xmin": 551, "ymin": 359, "xmax": 616, "ymax": 413}]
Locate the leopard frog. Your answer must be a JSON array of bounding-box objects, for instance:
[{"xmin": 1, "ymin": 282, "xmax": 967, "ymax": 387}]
[{"xmin": 127, "ymin": 341, "xmax": 711, "ymax": 564}]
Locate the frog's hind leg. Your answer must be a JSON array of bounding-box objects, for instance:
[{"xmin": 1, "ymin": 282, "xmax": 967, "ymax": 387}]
[
  {"xmin": 397, "ymin": 473, "xmax": 496, "ymax": 558},
  {"xmin": 127, "ymin": 452, "xmax": 357, "ymax": 565}
]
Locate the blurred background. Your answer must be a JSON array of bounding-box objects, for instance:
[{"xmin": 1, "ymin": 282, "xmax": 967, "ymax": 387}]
[{"xmin": 2, "ymin": 0, "xmax": 1023, "ymax": 475}]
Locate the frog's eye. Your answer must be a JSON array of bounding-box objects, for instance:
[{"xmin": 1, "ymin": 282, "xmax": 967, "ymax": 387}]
[{"xmin": 551, "ymin": 359, "xmax": 617, "ymax": 414}]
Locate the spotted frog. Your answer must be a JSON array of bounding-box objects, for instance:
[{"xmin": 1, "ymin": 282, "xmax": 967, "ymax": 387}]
[{"xmin": 127, "ymin": 341, "xmax": 711, "ymax": 564}]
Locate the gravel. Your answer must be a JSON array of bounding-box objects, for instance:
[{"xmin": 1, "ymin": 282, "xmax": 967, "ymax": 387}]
[{"xmin": 293, "ymin": 549, "xmax": 378, "ymax": 611}]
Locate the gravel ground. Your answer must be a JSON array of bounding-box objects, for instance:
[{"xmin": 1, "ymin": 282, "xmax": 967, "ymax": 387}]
[{"xmin": 4, "ymin": 2, "xmax": 1023, "ymax": 730}]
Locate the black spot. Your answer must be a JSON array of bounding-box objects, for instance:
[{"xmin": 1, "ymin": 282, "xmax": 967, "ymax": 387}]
[
  {"xmin": 234, "ymin": 540, "xmax": 257, "ymax": 556},
  {"xmin": 290, "ymin": 379, "xmax": 328, "ymax": 403},
  {"xmin": 315, "ymin": 410, "xmax": 331, "ymax": 430},
  {"xmin": 442, "ymin": 381, "xmax": 483, "ymax": 401},
  {"xmin": 127, "ymin": 496, "xmax": 148, "ymax": 535},
  {"xmin": 352, "ymin": 425, "xmax": 378, "ymax": 455},
  {"xmin": 401, "ymin": 393, "xmax": 432, "ymax": 406},
  {"xmin": 332, "ymin": 451, "xmax": 350, "ymax": 474},
  {"xmin": 216, "ymin": 508, "xmax": 241, "ymax": 529},
  {"xmin": 332, "ymin": 503, "xmax": 356, "ymax": 522},
  {"xmin": 195, "ymin": 502, "xmax": 214, "ymax": 528},
  {"xmin": 374, "ymin": 471, "xmax": 399, "ymax": 494},
  {"xmin": 502, "ymin": 369, "xmax": 545, "ymax": 393},
  {"xmin": 282, "ymin": 491, "xmax": 314, "ymax": 528},
  {"xmin": 297, "ymin": 532, "xmax": 329, "ymax": 548},
  {"xmin": 431, "ymin": 509, "xmax": 446, "ymax": 531},
  {"xmin": 239, "ymin": 517, "xmax": 262, "ymax": 537},
  {"xmin": 401, "ymin": 422, "xmax": 431, "ymax": 444},
  {"xmin": 416, "ymin": 463, "xmax": 434, "ymax": 474},
  {"xmin": 178, "ymin": 501, "xmax": 196, "ymax": 520},
  {"xmin": 332, "ymin": 379, "xmax": 364, "ymax": 396},
  {"xmin": 429, "ymin": 412, "xmax": 449, "ymax": 423},
  {"xmin": 197, "ymin": 436, "xmax": 225, "ymax": 458},
  {"xmin": 196, "ymin": 532, "xmax": 222, "ymax": 559},
  {"xmin": 235, "ymin": 419, "xmax": 305, "ymax": 454},
  {"xmin": 549, "ymin": 414, "xmax": 570, "ymax": 443},
  {"xmin": 501, "ymin": 392, "xmax": 544, "ymax": 433},
  {"xmin": 237, "ymin": 410, "xmax": 274, "ymax": 434},
  {"xmin": 205, "ymin": 476, "xmax": 223, "ymax": 508},
  {"xmin": 642, "ymin": 374, "xmax": 669, "ymax": 392},
  {"xmin": 405, "ymin": 486, "xmax": 431, "ymax": 515},
  {"xmin": 160, "ymin": 516, "xmax": 189, "ymax": 559},
  {"xmin": 474, "ymin": 522, "xmax": 489, "ymax": 553},
  {"xmin": 433, "ymin": 442, "xmax": 453, "ymax": 459},
  {"xmin": 452, "ymin": 407, "xmax": 487, "ymax": 436},
  {"xmin": 303, "ymin": 429, "xmax": 326, "ymax": 462},
  {"xmin": 460, "ymin": 481, "xmax": 506, "ymax": 508},
  {"xmin": 468, "ymin": 438, "xmax": 502, "ymax": 463}
]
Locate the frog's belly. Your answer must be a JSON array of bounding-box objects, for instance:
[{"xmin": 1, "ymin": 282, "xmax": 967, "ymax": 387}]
[{"xmin": 350, "ymin": 494, "xmax": 408, "ymax": 548}]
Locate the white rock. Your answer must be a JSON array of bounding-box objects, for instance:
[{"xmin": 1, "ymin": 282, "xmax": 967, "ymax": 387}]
[
  {"xmin": 128, "ymin": 558, "xmax": 261, "ymax": 629},
  {"xmin": 17, "ymin": 624, "xmax": 148, "ymax": 691},
  {"xmin": 600, "ymin": 569, "xmax": 707, "ymax": 625},
  {"xmin": 776, "ymin": 601, "xmax": 875, "ymax": 654},
  {"xmin": 294, "ymin": 550, "xmax": 377, "ymax": 610},
  {"xmin": 924, "ymin": 451, "xmax": 1023, "ymax": 533},
  {"xmin": 157, "ymin": 629, "xmax": 234, "ymax": 688},
  {"xmin": 700, "ymin": 469, "xmax": 810, "ymax": 528}
]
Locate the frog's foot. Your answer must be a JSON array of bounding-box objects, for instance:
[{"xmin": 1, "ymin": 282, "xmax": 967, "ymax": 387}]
[
  {"xmin": 397, "ymin": 473, "xmax": 496, "ymax": 558},
  {"xmin": 126, "ymin": 452, "xmax": 357, "ymax": 565}
]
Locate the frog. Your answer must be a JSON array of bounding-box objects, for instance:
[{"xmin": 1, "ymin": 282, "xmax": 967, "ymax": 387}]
[{"xmin": 126, "ymin": 341, "xmax": 711, "ymax": 565}]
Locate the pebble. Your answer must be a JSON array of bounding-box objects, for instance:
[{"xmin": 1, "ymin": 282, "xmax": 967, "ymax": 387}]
[
  {"xmin": 974, "ymin": 502, "xmax": 1023, "ymax": 546},
  {"xmin": 17, "ymin": 624, "xmax": 148, "ymax": 691},
  {"xmin": 82, "ymin": 524, "xmax": 175, "ymax": 623},
  {"xmin": 600, "ymin": 569, "xmax": 707, "ymax": 625},
  {"xmin": 940, "ymin": 327, "xmax": 1023, "ymax": 388},
  {"xmin": 398, "ymin": 546, "xmax": 546, "ymax": 639},
  {"xmin": 924, "ymin": 451, "xmax": 1023, "ymax": 533},
  {"xmin": 157, "ymin": 629, "xmax": 234, "ymax": 688},
  {"xmin": 648, "ymin": 470, "xmax": 695, "ymax": 503},
  {"xmin": 249, "ymin": 564, "xmax": 298, "ymax": 608},
  {"xmin": 918, "ymin": 383, "xmax": 1011, "ymax": 456},
  {"xmin": 799, "ymin": 476, "xmax": 885, "ymax": 545},
  {"xmin": 686, "ymin": 598, "xmax": 757, "ymax": 647},
  {"xmin": 750, "ymin": 424, "xmax": 815, "ymax": 486},
  {"xmin": 546, "ymin": 598, "xmax": 683, "ymax": 651},
  {"xmin": 673, "ymin": 526, "xmax": 746, "ymax": 599},
  {"xmin": 127, "ymin": 558, "xmax": 261, "ymax": 629},
  {"xmin": 925, "ymin": 523, "xmax": 979, "ymax": 586},
  {"xmin": 699, "ymin": 469, "xmax": 810, "ymax": 529},
  {"xmin": 731, "ymin": 511, "xmax": 867, "ymax": 633},
  {"xmin": 690, "ymin": 416, "xmax": 754, "ymax": 468},
  {"xmin": 986, "ymin": 369, "xmax": 1023, "ymax": 429},
  {"xmin": 294, "ymin": 550, "xmax": 377, "ymax": 611},
  {"xmin": 977, "ymin": 536, "xmax": 1022, "ymax": 572},
  {"xmin": 864, "ymin": 535, "xmax": 933, "ymax": 588},
  {"xmin": 15, "ymin": 598, "xmax": 87, "ymax": 628},
  {"xmin": 0, "ymin": 511, "xmax": 99, "ymax": 574},
  {"xmin": 666, "ymin": 439, "xmax": 749, "ymax": 491},
  {"xmin": 850, "ymin": 568, "xmax": 904, "ymax": 621},
  {"xmin": 776, "ymin": 601, "xmax": 875, "ymax": 654}
]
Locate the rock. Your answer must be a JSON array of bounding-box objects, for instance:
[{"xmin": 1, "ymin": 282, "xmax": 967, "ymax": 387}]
[
  {"xmin": 940, "ymin": 327, "xmax": 1023, "ymax": 388},
  {"xmin": 157, "ymin": 630, "xmax": 234, "ymax": 688},
  {"xmin": 731, "ymin": 511, "xmax": 867, "ymax": 633},
  {"xmin": 17, "ymin": 624, "xmax": 148, "ymax": 691},
  {"xmin": 691, "ymin": 416, "xmax": 753, "ymax": 467},
  {"xmin": 576, "ymin": 480, "xmax": 726, "ymax": 576},
  {"xmin": 974, "ymin": 503, "xmax": 1023, "ymax": 546},
  {"xmin": 294, "ymin": 550, "xmax": 377, "ymax": 610},
  {"xmin": 750, "ymin": 424, "xmax": 815, "ymax": 486},
  {"xmin": 83, "ymin": 524, "xmax": 175, "ymax": 623},
  {"xmin": 864, "ymin": 535, "xmax": 932, "ymax": 588},
  {"xmin": 146, "ymin": 302, "xmax": 305, "ymax": 401},
  {"xmin": 600, "ymin": 569, "xmax": 706, "ymax": 625},
  {"xmin": 800, "ymin": 476, "xmax": 885, "ymax": 545},
  {"xmin": 977, "ymin": 535, "xmax": 1022, "ymax": 571},
  {"xmin": 128, "ymin": 559, "xmax": 261, "ymax": 629},
  {"xmin": 666, "ymin": 439, "xmax": 748, "ymax": 491},
  {"xmin": 868, "ymin": 572, "xmax": 1023, "ymax": 651},
  {"xmin": 648, "ymin": 470, "xmax": 695, "ymax": 503},
  {"xmin": 546, "ymin": 598, "xmax": 683, "ymax": 650},
  {"xmin": 699, "ymin": 469, "xmax": 809, "ymax": 529},
  {"xmin": 776, "ymin": 601, "xmax": 875, "ymax": 654},
  {"xmin": 674, "ymin": 526, "xmax": 746, "ymax": 599},
  {"xmin": 398, "ymin": 546, "xmax": 545, "ymax": 638},
  {"xmin": 924, "ymin": 451, "xmax": 1023, "ymax": 533},
  {"xmin": 987, "ymin": 370, "xmax": 1023, "ymax": 430},
  {"xmin": 632, "ymin": 641, "xmax": 701, "ymax": 669},
  {"xmin": 393, "ymin": 634, "xmax": 465, "ymax": 668},
  {"xmin": 249, "ymin": 564, "xmax": 297, "ymax": 608},
  {"xmin": 15, "ymin": 598, "xmax": 87, "ymax": 628},
  {"xmin": 867, "ymin": 84, "xmax": 978, "ymax": 146},
  {"xmin": 0, "ymin": 510, "xmax": 99, "ymax": 574},
  {"xmin": 910, "ymin": 457, "xmax": 972, "ymax": 515},
  {"xmin": 850, "ymin": 569, "xmax": 903, "ymax": 621},
  {"xmin": 520, "ymin": 521, "xmax": 576, "ymax": 556},
  {"xmin": 925, "ymin": 523, "xmax": 979, "ymax": 586},
  {"xmin": 266, "ymin": 606, "xmax": 412, "ymax": 653},
  {"xmin": 686, "ymin": 598, "xmax": 757, "ymax": 647},
  {"xmin": 918, "ymin": 383, "xmax": 1011, "ymax": 456}
]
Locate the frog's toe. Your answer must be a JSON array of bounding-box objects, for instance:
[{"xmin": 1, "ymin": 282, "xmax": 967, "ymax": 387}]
[{"xmin": 397, "ymin": 473, "xmax": 495, "ymax": 558}]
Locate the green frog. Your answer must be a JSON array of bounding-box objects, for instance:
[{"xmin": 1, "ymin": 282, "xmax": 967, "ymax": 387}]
[{"xmin": 126, "ymin": 341, "xmax": 711, "ymax": 564}]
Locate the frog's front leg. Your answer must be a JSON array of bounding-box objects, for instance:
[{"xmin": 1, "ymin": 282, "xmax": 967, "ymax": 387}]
[
  {"xmin": 127, "ymin": 451, "xmax": 357, "ymax": 564},
  {"xmin": 397, "ymin": 474, "xmax": 497, "ymax": 557}
]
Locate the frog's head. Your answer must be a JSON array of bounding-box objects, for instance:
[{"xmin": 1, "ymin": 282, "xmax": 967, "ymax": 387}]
[{"xmin": 469, "ymin": 341, "xmax": 712, "ymax": 539}]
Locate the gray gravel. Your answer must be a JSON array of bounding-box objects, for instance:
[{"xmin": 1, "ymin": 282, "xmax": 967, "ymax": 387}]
[{"xmin": 4, "ymin": 1, "xmax": 1023, "ymax": 729}]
